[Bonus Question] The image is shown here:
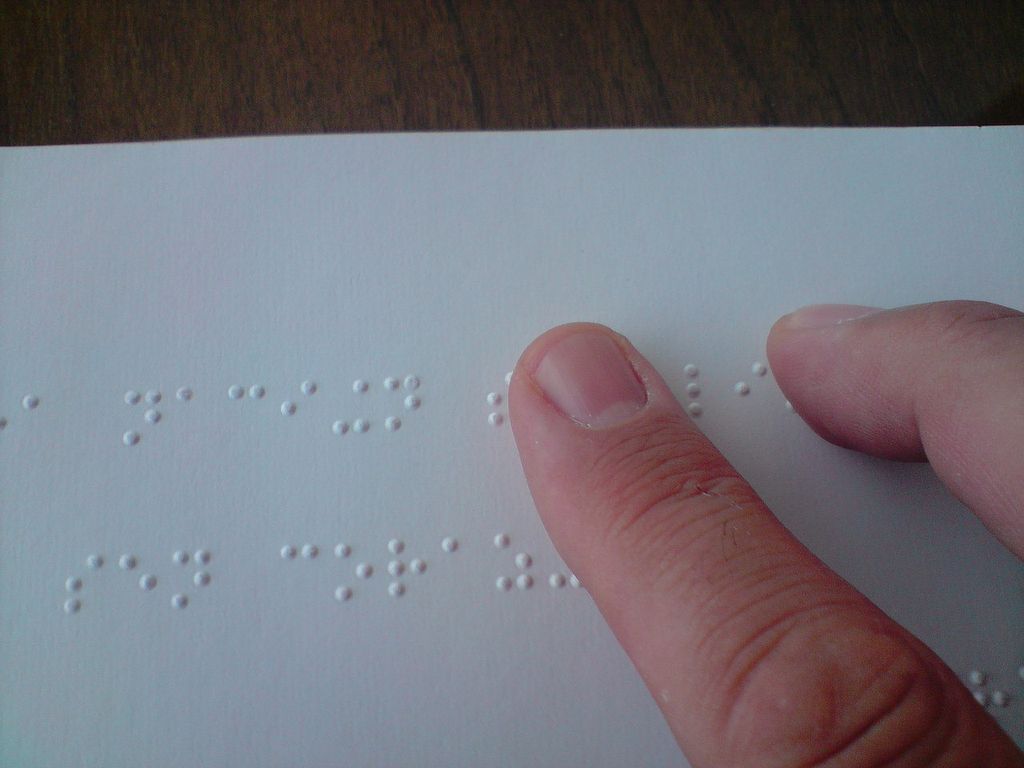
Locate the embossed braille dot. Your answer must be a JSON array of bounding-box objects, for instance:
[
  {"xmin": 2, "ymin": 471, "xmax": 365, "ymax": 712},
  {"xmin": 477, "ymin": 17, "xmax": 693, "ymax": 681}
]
[
  {"xmin": 301, "ymin": 380, "xmax": 317, "ymax": 396},
  {"xmin": 281, "ymin": 545, "xmax": 297, "ymax": 560},
  {"xmin": 516, "ymin": 574, "xmax": 533, "ymax": 590},
  {"xmin": 139, "ymin": 574, "xmax": 157, "ymax": 591},
  {"xmin": 388, "ymin": 539, "xmax": 404, "ymax": 555},
  {"xmin": 356, "ymin": 563, "xmax": 373, "ymax": 579},
  {"xmin": 335, "ymin": 586, "xmax": 352, "ymax": 602},
  {"xmin": 0, "ymin": 417, "xmax": 6, "ymax": 431},
  {"xmin": 228, "ymin": 385, "xmax": 244, "ymax": 400},
  {"xmin": 385, "ymin": 416, "xmax": 401, "ymax": 431},
  {"xmin": 486, "ymin": 392, "xmax": 502, "ymax": 406},
  {"xmin": 734, "ymin": 382, "xmax": 750, "ymax": 396},
  {"xmin": 493, "ymin": 533, "xmax": 510, "ymax": 549},
  {"xmin": 441, "ymin": 537, "xmax": 458, "ymax": 553},
  {"xmin": 353, "ymin": 419, "xmax": 369, "ymax": 433},
  {"xmin": 973, "ymin": 690, "xmax": 989, "ymax": 707},
  {"xmin": 332, "ymin": 420, "xmax": 349, "ymax": 435},
  {"xmin": 194, "ymin": 571, "xmax": 211, "ymax": 587},
  {"xmin": 496, "ymin": 576, "xmax": 512, "ymax": 592},
  {"xmin": 968, "ymin": 670, "xmax": 986, "ymax": 686},
  {"xmin": 569, "ymin": 574, "xmax": 581, "ymax": 588},
  {"xmin": 123, "ymin": 430, "xmax": 140, "ymax": 446},
  {"xmin": 171, "ymin": 593, "xmax": 188, "ymax": 609},
  {"xmin": 403, "ymin": 395, "xmax": 420, "ymax": 411},
  {"xmin": 64, "ymin": 598, "xmax": 81, "ymax": 614},
  {"xmin": 301, "ymin": 544, "xmax": 318, "ymax": 559},
  {"xmin": 65, "ymin": 577, "xmax": 83, "ymax": 593},
  {"xmin": 505, "ymin": 371, "xmax": 513, "ymax": 386},
  {"xmin": 549, "ymin": 573, "xmax": 567, "ymax": 588},
  {"xmin": 86, "ymin": 554, "xmax": 103, "ymax": 570},
  {"xmin": 125, "ymin": 390, "xmax": 142, "ymax": 405},
  {"xmin": 334, "ymin": 543, "xmax": 351, "ymax": 559},
  {"xmin": 488, "ymin": 412, "xmax": 504, "ymax": 427},
  {"xmin": 352, "ymin": 379, "xmax": 368, "ymax": 393},
  {"xmin": 991, "ymin": 690, "xmax": 1010, "ymax": 707},
  {"xmin": 388, "ymin": 560, "xmax": 405, "ymax": 577},
  {"xmin": 403, "ymin": 375, "xmax": 420, "ymax": 391},
  {"xmin": 1019, "ymin": 665, "xmax": 1024, "ymax": 681},
  {"xmin": 683, "ymin": 364, "xmax": 699, "ymax": 378},
  {"xmin": 388, "ymin": 581, "xmax": 405, "ymax": 598},
  {"xmin": 248, "ymin": 385, "xmax": 265, "ymax": 399},
  {"xmin": 281, "ymin": 401, "xmax": 297, "ymax": 416},
  {"xmin": 384, "ymin": 377, "xmax": 399, "ymax": 391},
  {"xmin": 119, "ymin": 554, "xmax": 137, "ymax": 571},
  {"xmin": 22, "ymin": 394, "xmax": 39, "ymax": 410},
  {"xmin": 176, "ymin": 387, "xmax": 193, "ymax": 401},
  {"xmin": 145, "ymin": 390, "xmax": 161, "ymax": 405},
  {"xmin": 752, "ymin": 362, "xmax": 767, "ymax": 377},
  {"xmin": 686, "ymin": 382, "xmax": 700, "ymax": 398},
  {"xmin": 173, "ymin": 550, "xmax": 190, "ymax": 565},
  {"xmin": 687, "ymin": 402, "xmax": 702, "ymax": 417},
  {"xmin": 144, "ymin": 408, "xmax": 161, "ymax": 424},
  {"xmin": 194, "ymin": 549, "xmax": 211, "ymax": 565},
  {"xmin": 410, "ymin": 558, "xmax": 426, "ymax": 574},
  {"xmin": 514, "ymin": 553, "xmax": 532, "ymax": 570}
]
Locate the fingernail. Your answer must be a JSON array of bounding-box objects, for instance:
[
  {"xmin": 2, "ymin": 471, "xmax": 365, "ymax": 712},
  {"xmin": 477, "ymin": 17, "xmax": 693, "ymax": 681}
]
[
  {"xmin": 533, "ymin": 331, "xmax": 648, "ymax": 428},
  {"xmin": 780, "ymin": 304, "xmax": 882, "ymax": 330}
]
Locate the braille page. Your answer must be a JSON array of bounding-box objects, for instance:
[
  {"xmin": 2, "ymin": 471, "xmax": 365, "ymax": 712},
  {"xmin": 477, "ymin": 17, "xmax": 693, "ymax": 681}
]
[{"xmin": 1, "ymin": 128, "xmax": 1022, "ymax": 767}]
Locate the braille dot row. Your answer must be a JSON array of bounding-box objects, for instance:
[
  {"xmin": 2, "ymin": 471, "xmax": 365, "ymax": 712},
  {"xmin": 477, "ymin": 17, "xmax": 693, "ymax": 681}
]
[
  {"xmin": 124, "ymin": 389, "xmax": 163, "ymax": 406},
  {"xmin": 65, "ymin": 549, "xmax": 213, "ymax": 614},
  {"xmin": 974, "ymin": 690, "xmax": 1012, "ymax": 708},
  {"xmin": 333, "ymin": 418, "xmax": 377, "ymax": 434},
  {"xmin": 495, "ymin": 574, "xmax": 534, "ymax": 591}
]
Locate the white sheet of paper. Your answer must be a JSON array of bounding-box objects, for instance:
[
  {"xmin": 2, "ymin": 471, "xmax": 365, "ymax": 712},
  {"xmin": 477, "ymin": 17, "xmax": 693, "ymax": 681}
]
[{"xmin": 1, "ymin": 128, "xmax": 1022, "ymax": 767}]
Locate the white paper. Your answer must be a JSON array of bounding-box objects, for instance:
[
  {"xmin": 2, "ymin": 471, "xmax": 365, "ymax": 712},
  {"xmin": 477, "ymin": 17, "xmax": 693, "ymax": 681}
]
[{"xmin": 1, "ymin": 128, "xmax": 1022, "ymax": 767}]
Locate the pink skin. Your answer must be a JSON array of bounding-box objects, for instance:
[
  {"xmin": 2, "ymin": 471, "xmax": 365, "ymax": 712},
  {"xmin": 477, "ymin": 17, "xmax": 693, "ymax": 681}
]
[{"xmin": 509, "ymin": 302, "xmax": 1024, "ymax": 768}]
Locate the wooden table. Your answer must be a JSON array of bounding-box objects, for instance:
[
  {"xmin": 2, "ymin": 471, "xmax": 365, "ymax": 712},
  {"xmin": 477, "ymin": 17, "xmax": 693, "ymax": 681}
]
[{"xmin": 3, "ymin": 1, "xmax": 1023, "ymax": 145}]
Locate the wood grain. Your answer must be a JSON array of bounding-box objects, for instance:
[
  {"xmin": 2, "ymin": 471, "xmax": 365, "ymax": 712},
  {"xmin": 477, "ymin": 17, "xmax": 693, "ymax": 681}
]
[{"xmin": 2, "ymin": 0, "xmax": 1022, "ymax": 144}]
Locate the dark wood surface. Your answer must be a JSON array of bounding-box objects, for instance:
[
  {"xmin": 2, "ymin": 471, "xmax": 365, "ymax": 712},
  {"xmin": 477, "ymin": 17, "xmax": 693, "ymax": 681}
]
[{"xmin": 2, "ymin": 1, "xmax": 1023, "ymax": 145}]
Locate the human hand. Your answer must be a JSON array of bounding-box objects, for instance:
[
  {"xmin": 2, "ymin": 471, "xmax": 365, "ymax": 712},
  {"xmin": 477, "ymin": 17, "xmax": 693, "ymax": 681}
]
[{"xmin": 508, "ymin": 301, "xmax": 1024, "ymax": 767}]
